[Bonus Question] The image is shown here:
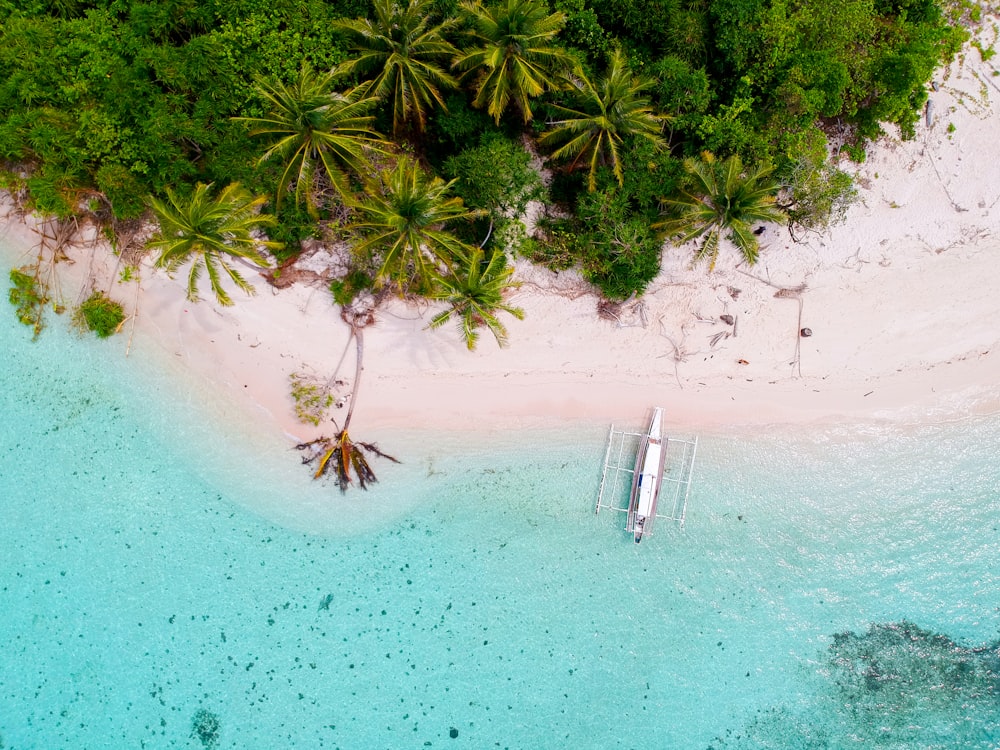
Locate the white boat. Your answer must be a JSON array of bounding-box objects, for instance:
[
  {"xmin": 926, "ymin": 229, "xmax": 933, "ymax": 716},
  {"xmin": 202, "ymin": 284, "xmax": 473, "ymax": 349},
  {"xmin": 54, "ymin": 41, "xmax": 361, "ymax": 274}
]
[{"xmin": 627, "ymin": 407, "xmax": 667, "ymax": 543}]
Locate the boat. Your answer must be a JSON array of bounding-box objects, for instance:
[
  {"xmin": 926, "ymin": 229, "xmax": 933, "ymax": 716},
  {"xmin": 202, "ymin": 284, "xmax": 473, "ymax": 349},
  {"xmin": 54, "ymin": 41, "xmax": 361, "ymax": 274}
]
[{"xmin": 627, "ymin": 407, "xmax": 667, "ymax": 543}]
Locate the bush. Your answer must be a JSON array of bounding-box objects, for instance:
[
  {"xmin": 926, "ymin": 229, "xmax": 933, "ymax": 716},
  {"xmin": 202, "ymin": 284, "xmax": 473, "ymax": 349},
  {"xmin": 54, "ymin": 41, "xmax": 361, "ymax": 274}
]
[
  {"xmin": 8, "ymin": 268, "xmax": 51, "ymax": 338},
  {"xmin": 519, "ymin": 221, "xmax": 580, "ymax": 271},
  {"xmin": 442, "ymin": 134, "xmax": 545, "ymax": 220},
  {"xmin": 580, "ymin": 216, "xmax": 662, "ymax": 300},
  {"xmin": 74, "ymin": 291, "xmax": 125, "ymax": 338},
  {"xmin": 330, "ymin": 269, "xmax": 373, "ymax": 306}
]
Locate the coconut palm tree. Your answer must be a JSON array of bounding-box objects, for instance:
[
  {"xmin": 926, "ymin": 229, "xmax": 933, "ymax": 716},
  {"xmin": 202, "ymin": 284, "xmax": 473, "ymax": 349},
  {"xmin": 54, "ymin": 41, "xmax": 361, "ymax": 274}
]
[
  {"xmin": 453, "ymin": 0, "xmax": 577, "ymax": 124},
  {"xmin": 350, "ymin": 157, "xmax": 483, "ymax": 292},
  {"xmin": 333, "ymin": 0, "xmax": 460, "ymax": 136},
  {"xmin": 148, "ymin": 182, "xmax": 282, "ymax": 306},
  {"xmin": 235, "ymin": 67, "xmax": 385, "ymax": 215},
  {"xmin": 296, "ymin": 317, "xmax": 399, "ymax": 491},
  {"xmin": 429, "ymin": 245, "xmax": 524, "ymax": 349},
  {"xmin": 654, "ymin": 152, "xmax": 786, "ymax": 270},
  {"xmin": 540, "ymin": 48, "xmax": 667, "ymax": 191}
]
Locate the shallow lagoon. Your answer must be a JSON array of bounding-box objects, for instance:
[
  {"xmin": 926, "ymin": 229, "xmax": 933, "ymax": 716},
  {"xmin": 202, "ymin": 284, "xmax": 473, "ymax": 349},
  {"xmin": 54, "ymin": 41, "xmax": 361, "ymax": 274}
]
[{"xmin": 2, "ymin": 243, "xmax": 998, "ymax": 749}]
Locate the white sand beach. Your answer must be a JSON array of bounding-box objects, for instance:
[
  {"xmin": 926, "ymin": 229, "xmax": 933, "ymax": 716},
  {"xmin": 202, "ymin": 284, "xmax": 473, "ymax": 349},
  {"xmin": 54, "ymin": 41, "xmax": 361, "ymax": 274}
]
[{"xmin": 3, "ymin": 33, "xmax": 1000, "ymax": 442}]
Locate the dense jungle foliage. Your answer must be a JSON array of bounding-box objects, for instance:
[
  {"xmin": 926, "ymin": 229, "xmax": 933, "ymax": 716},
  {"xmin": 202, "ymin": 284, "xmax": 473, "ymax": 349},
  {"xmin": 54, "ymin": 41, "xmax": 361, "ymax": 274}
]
[{"xmin": 0, "ymin": 0, "xmax": 968, "ymax": 304}]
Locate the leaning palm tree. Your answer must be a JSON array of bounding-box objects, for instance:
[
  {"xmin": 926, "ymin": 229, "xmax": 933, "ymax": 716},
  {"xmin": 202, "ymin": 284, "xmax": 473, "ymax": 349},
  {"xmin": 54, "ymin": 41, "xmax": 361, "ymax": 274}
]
[
  {"xmin": 540, "ymin": 48, "xmax": 667, "ymax": 191},
  {"xmin": 333, "ymin": 0, "xmax": 460, "ymax": 135},
  {"xmin": 654, "ymin": 152, "xmax": 786, "ymax": 270},
  {"xmin": 350, "ymin": 157, "xmax": 484, "ymax": 292},
  {"xmin": 453, "ymin": 0, "xmax": 577, "ymax": 124},
  {"xmin": 148, "ymin": 182, "xmax": 282, "ymax": 306},
  {"xmin": 235, "ymin": 67, "xmax": 385, "ymax": 215},
  {"xmin": 296, "ymin": 313, "xmax": 399, "ymax": 491},
  {"xmin": 429, "ymin": 245, "xmax": 524, "ymax": 349}
]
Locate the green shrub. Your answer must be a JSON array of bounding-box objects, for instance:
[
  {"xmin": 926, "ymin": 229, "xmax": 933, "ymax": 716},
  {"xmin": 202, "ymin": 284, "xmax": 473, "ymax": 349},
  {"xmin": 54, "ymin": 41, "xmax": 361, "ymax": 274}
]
[
  {"xmin": 330, "ymin": 269, "xmax": 373, "ymax": 306},
  {"xmin": 521, "ymin": 220, "xmax": 581, "ymax": 271},
  {"xmin": 580, "ymin": 216, "xmax": 662, "ymax": 300},
  {"xmin": 443, "ymin": 134, "xmax": 545, "ymax": 220},
  {"xmin": 75, "ymin": 291, "xmax": 125, "ymax": 338},
  {"xmin": 9, "ymin": 268, "xmax": 51, "ymax": 338}
]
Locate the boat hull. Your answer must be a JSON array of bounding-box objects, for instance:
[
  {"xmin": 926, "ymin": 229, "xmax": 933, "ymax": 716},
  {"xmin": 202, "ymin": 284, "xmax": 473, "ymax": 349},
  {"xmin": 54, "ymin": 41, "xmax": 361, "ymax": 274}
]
[{"xmin": 627, "ymin": 408, "xmax": 667, "ymax": 543}]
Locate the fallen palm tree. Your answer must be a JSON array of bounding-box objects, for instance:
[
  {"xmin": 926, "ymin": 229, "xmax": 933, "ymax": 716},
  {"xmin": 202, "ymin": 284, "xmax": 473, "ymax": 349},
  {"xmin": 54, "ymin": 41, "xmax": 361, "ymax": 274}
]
[{"xmin": 295, "ymin": 306, "xmax": 398, "ymax": 491}]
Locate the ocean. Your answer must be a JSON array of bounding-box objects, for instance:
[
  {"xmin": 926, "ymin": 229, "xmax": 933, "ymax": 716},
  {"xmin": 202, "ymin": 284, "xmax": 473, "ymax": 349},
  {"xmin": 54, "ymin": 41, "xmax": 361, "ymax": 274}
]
[{"xmin": 2, "ymin": 236, "xmax": 998, "ymax": 749}]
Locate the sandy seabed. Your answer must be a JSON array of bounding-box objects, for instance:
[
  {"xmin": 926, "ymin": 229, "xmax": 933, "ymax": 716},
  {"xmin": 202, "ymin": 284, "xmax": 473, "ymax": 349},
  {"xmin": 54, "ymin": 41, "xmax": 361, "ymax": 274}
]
[{"xmin": 3, "ymin": 31, "xmax": 1000, "ymax": 445}]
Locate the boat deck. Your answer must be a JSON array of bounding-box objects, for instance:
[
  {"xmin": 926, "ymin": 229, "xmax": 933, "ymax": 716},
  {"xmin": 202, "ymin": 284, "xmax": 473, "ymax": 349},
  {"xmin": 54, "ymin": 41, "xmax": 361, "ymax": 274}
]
[{"xmin": 595, "ymin": 417, "xmax": 698, "ymax": 535}]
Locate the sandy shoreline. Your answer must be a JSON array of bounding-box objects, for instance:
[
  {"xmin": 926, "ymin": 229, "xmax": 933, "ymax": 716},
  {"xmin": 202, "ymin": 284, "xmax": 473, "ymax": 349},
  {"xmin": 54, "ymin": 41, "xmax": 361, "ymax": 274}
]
[{"xmin": 3, "ymin": 33, "xmax": 1000, "ymax": 444}]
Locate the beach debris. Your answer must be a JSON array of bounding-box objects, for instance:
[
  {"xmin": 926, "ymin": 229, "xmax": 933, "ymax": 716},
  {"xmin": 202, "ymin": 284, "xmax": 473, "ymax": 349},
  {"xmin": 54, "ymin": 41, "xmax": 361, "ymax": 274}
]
[
  {"xmin": 800, "ymin": 327, "xmax": 812, "ymax": 337},
  {"xmin": 720, "ymin": 314, "xmax": 735, "ymax": 326},
  {"xmin": 710, "ymin": 330, "xmax": 730, "ymax": 347},
  {"xmin": 597, "ymin": 298, "xmax": 648, "ymax": 328},
  {"xmin": 318, "ymin": 593, "xmax": 334, "ymax": 611},
  {"xmin": 596, "ymin": 298, "xmax": 621, "ymax": 321},
  {"xmin": 727, "ymin": 286, "xmax": 741, "ymax": 300},
  {"xmin": 737, "ymin": 358, "xmax": 750, "ymax": 365}
]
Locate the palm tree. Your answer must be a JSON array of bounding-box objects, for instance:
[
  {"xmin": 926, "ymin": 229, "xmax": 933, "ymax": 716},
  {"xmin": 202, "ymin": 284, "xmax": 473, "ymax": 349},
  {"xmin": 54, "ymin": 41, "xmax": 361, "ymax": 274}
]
[
  {"xmin": 654, "ymin": 152, "xmax": 786, "ymax": 270},
  {"xmin": 453, "ymin": 0, "xmax": 577, "ymax": 124},
  {"xmin": 234, "ymin": 67, "xmax": 385, "ymax": 215},
  {"xmin": 350, "ymin": 157, "xmax": 483, "ymax": 291},
  {"xmin": 296, "ymin": 317, "xmax": 399, "ymax": 491},
  {"xmin": 333, "ymin": 0, "xmax": 460, "ymax": 135},
  {"xmin": 148, "ymin": 182, "xmax": 282, "ymax": 306},
  {"xmin": 540, "ymin": 48, "xmax": 667, "ymax": 191},
  {"xmin": 429, "ymin": 245, "xmax": 524, "ymax": 349}
]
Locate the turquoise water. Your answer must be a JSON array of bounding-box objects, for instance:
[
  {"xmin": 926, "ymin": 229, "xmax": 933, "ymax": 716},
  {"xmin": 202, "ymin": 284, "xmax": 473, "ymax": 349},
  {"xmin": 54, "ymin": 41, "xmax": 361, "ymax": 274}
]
[{"xmin": 2, "ymin": 244, "xmax": 999, "ymax": 749}]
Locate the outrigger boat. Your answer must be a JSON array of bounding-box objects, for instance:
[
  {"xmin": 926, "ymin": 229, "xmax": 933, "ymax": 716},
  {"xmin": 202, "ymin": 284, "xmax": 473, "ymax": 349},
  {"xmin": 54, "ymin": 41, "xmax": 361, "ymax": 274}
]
[
  {"xmin": 626, "ymin": 407, "xmax": 667, "ymax": 543},
  {"xmin": 596, "ymin": 408, "xmax": 697, "ymax": 541}
]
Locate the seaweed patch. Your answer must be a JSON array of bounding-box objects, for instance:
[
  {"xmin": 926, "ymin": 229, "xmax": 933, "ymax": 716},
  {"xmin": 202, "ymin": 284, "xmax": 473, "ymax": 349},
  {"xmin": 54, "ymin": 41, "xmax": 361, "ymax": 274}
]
[
  {"xmin": 707, "ymin": 620, "xmax": 1000, "ymax": 748},
  {"xmin": 191, "ymin": 709, "xmax": 221, "ymax": 749}
]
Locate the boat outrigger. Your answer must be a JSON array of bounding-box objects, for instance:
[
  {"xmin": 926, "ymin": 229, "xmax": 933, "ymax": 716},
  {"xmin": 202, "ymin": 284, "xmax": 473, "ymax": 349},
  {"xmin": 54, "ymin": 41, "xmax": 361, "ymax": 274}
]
[
  {"xmin": 595, "ymin": 408, "xmax": 698, "ymax": 542},
  {"xmin": 626, "ymin": 407, "xmax": 667, "ymax": 543}
]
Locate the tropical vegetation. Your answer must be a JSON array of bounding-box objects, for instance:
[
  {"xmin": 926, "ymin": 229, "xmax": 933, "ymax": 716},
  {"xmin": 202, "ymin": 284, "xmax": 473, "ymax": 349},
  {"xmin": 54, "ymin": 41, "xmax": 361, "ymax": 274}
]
[
  {"xmin": 0, "ymin": 0, "xmax": 972, "ymax": 484},
  {"xmin": 540, "ymin": 47, "xmax": 666, "ymax": 190},
  {"xmin": 74, "ymin": 290, "xmax": 125, "ymax": 338},
  {"xmin": 148, "ymin": 182, "xmax": 282, "ymax": 306},
  {"xmin": 429, "ymin": 245, "xmax": 524, "ymax": 350},
  {"xmin": 655, "ymin": 153, "xmax": 786, "ymax": 269},
  {"xmin": 334, "ymin": 0, "xmax": 460, "ymax": 135},
  {"xmin": 350, "ymin": 157, "xmax": 483, "ymax": 292},
  {"xmin": 235, "ymin": 67, "xmax": 386, "ymax": 214}
]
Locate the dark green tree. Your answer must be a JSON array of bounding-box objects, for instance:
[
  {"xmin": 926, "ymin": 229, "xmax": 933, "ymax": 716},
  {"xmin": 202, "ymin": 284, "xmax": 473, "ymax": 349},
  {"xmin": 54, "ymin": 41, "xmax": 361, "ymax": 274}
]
[
  {"xmin": 442, "ymin": 134, "xmax": 545, "ymax": 221},
  {"xmin": 235, "ymin": 67, "xmax": 385, "ymax": 216},
  {"xmin": 453, "ymin": 0, "xmax": 578, "ymax": 123},
  {"xmin": 333, "ymin": 0, "xmax": 460, "ymax": 135},
  {"xmin": 350, "ymin": 157, "xmax": 483, "ymax": 291},
  {"xmin": 540, "ymin": 47, "xmax": 667, "ymax": 191}
]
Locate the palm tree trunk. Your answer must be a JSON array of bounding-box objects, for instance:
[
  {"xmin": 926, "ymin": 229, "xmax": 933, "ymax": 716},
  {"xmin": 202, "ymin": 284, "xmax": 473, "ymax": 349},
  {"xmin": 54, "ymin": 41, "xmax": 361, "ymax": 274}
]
[{"xmin": 342, "ymin": 325, "xmax": 364, "ymax": 434}]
